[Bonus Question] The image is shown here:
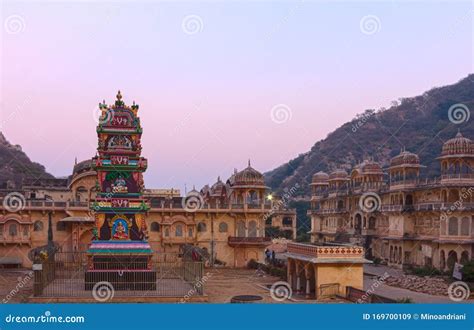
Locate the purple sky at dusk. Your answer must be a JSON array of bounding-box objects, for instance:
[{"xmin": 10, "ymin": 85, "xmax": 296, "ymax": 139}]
[{"xmin": 1, "ymin": 1, "xmax": 472, "ymax": 191}]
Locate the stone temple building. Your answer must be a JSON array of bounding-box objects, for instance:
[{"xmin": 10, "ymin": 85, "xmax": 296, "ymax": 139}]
[
  {"xmin": 0, "ymin": 93, "xmax": 296, "ymax": 268},
  {"xmin": 309, "ymin": 131, "xmax": 474, "ymax": 272}
]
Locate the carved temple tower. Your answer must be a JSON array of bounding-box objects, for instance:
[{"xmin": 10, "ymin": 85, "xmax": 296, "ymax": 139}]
[{"xmin": 86, "ymin": 91, "xmax": 155, "ymax": 290}]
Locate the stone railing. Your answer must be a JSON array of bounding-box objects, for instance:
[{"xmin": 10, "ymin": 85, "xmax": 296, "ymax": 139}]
[
  {"xmin": 0, "ymin": 199, "xmax": 275, "ymax": 213},
  {"xmin": 228, "ymin": 237, "xmax": 271, "ymax": 246},
  {"xmin": 0, "ymin": 234, "xmax": 31, "ymax": 244},
  {"xmin": 441, "ymin": 174, "xmax": 474, "ymax": 180},
  {"xmin": 287, "ymin": 242, "xmax": 364, "ymax": 258},
  {"xmin": 0, "ymin": 199, "xmax": 85, "ymax": 211}
]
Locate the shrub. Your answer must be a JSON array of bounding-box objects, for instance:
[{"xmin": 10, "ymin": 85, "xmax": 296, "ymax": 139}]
[
  {"xmin": 396, "ymin": 297, "xmax": 413, "ymax": 303},
  {"xmin": 247, "ymin": 259, "xmax": 259, "ymax": 269},
  {"xmin": 269, "ymin": 267, "xmax": 287, "ymax": 280},
  {"xmin": 408, "ymin": 266, "xmax": 441, "ymax": 276},
  {"xmin": 461, "ymin": 261, "xmax": 474, "ymax": 282}
]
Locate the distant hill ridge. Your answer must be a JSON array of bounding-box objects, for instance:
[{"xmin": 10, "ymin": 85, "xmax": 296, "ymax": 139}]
[
  {"xmin": 264, "ymin": 74, "xmax": 474, "ymax": 197},
  {"xmin": 0, "ymin": 132, "xmax": 54, "ymax": 189}
]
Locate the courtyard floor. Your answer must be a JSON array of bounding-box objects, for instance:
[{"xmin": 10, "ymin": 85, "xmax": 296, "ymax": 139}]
[{"xmin": 0, "ymin": 266, "xmax": 472, "ymax": 303}]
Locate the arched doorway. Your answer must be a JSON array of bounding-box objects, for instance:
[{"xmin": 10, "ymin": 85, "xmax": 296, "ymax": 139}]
[
  {"xmin": 354, "ymin": 214, "xmax": 362, "ymax": 235},
  {"xmin": 460, "ymin": 251, "xmax": 469, "ymax": 264},
  {"xmin": 447, "ymin": 250, "xmax": 458, "ymax": 270},
  {"xmin": 439, "ymin": 250, "xmax": 446, "ymax": 270},
  {"xmin": 79, "ymin": 230, "xmax": 93, "ymax": 252}
]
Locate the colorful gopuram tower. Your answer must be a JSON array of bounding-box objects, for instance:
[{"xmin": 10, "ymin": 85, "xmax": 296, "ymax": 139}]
[{"xmin": 86, "ymin": 91, "xmax": 155, "ymax": 290}]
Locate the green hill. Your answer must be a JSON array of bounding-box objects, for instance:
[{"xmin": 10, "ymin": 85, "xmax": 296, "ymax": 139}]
[{"xmin": 265, "ymin": 74, "xmax": 474, "ymax": 198}]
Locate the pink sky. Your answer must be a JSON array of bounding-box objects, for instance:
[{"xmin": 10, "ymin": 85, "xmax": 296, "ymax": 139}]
[{"xmin": 1, "ymin": 1, "xmax": 472, "ymax": 190}]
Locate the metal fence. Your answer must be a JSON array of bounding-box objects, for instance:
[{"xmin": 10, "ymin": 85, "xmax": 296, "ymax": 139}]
[
  {"xmin": 346, "ymin": 286, "xmax": 396, "ymax": 303},
  {"xmin": 319, "ymin": 283, "xmax": 340, "ymax": 299},
  {"xmin": 33, "ymin": 252, "xmax": 204, "ymax": 299}
]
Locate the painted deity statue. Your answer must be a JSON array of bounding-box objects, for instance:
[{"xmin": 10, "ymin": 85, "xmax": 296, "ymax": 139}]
[{"xmin": 113, "ymin": 222, "xmax": 129, "ymax": 240}]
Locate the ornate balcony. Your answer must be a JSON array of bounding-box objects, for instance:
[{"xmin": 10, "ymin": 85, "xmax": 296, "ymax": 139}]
[
  {"xmin": 227, "ymin": 236, "xmax": 271, "ymax": 247},
  {"xmin": 287, "ymin": 242, "xmax": 364, "ymax": 259},
  {"xmin": 0, "ymin": 235, "xmax": 31, "ymax": 245}
]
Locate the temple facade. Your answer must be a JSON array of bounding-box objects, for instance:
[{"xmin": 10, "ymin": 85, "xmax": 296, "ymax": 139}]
[
  {"xmin": 309, "ymin": 131, "xmax": 474, "ymax": 272},
  {"xmin": 0, "ymin": 92, "xmax": 296, "ymax": 268}
]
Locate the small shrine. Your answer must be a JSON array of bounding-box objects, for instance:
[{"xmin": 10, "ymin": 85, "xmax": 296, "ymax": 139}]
[{"xmin": 85, "ymin": 91, "xmax": 155, "ymax": 290}]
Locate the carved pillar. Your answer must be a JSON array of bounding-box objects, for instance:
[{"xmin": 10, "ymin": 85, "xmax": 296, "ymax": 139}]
[
  {"xmin": 295, "ymin": 261, "xmax": 301, "ymax": 293},
  {"xmin": 305, "ymin": 264, "xmax": 311, "ymax": 298},
  {"xmin": 313, "ymin": 264, "xmax": 318, "ymax": 299},
  {"xmin": 287, "ymin": 258, "xmax": 293, "ymax": 290}
]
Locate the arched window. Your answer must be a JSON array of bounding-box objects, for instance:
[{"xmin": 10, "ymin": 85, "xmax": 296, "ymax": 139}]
[
  {"xmin": 368, "ymin": 217, "xmax": 376, "ymax": 230},
  {"xmin": 337, "ymin": 200, "xmax": 344, "ymax": 209},
  {"xmin": 9, "ymin": 223, "xmax": 17, "ymax": 236},
  {"xmin": 197, "ymin": 222, "xmax": 207, "ymax": 233},
  {"xmin": 34, "ymin": 221, "xmax": 44, "ymax": 232},
  {"xmin": 218, "ymin": 222, "xmax": 228, "ymax": 233},
  {"xmin": 247, "ymin": 191, "xmax": 259, "ymax": 205},
  {"xmin": 75, "ymin": 186, "xmax": 88, "ymax": 202},
  {"xmin": 188, "ymin": 227, "xmax": 193, "ymax": 237},
  {"xmin": 440, "ymin": 216, "xmax": 446, "ymax": 235},
  {"xmin": 283, "ymin": 217, "xmax": 292, "ymax": 226},
  {"xmin": 164, "ymin": 227, "xmax": 170, "ymax": 237},
  {"xmin": 57, "ymin": 222, "xmax": 67, "ymax": 231},
  {"xmin": 265, "ymin": 217, "xmax": 272, "ymax": 226},
  {"xmin": 460, "ymin": 217, "xmax": 470, "ymax": 236},
  {"xmin": 237, "ymin": 220, "xmax": 245, "ymax": 237},
  {"xmin": 248, "ymin": 220, "xmax": 257, "ymax": 237},
  {"xmin": 175, "ymin": 224, "xmax": 183, "ymax": 237},
  {"xmin": 150, "ymin": 222, "xmax": 160, "ymax": 232},
  {"xmin": 448, "ymin": 217, "xmax": 459, "ymax": 236}
]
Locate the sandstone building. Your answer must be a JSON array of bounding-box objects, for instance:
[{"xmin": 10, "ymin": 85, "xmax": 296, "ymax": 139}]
[
  {"xmin": 0, "ymin": 93, "xmax": 296, "ymax": 268},
  {"xmin": 309, "ymin": 131, "xmax": 474, "ymax": 272}
]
